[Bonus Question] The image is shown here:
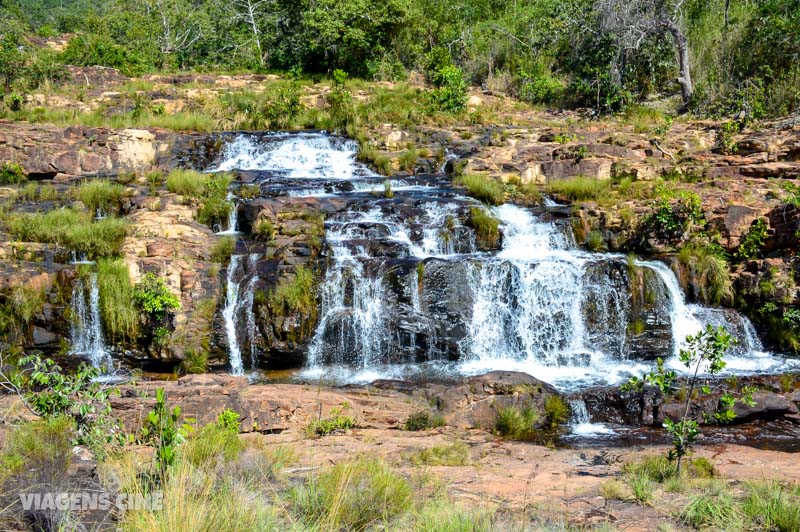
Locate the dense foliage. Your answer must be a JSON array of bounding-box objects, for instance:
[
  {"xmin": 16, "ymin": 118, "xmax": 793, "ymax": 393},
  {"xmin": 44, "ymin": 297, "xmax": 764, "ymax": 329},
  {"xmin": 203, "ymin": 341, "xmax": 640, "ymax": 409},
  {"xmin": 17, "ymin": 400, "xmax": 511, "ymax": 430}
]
[{"xmin": 0, "ymin": 0, "xmax": 798, "ymax": 117}]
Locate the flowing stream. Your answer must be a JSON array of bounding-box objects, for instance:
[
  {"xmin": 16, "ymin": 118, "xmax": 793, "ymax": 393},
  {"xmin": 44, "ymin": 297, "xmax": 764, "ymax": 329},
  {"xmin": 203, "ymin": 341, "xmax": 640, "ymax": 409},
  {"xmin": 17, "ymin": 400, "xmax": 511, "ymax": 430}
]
[
  {"xmin": 70, "ymin": 273, "xmax": 111, "ymax": 369},
  {"xmin": 211, "ymin": 132, "xmax": 797, "ymax": 391}
]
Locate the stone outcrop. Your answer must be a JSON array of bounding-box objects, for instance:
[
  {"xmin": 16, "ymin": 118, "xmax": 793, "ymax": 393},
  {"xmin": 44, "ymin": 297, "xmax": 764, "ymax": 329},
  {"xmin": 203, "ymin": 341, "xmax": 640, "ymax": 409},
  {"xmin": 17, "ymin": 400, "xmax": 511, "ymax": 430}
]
[{"xmin": 0, "ymin": 123, "xmax": 176, "ymax": 180}]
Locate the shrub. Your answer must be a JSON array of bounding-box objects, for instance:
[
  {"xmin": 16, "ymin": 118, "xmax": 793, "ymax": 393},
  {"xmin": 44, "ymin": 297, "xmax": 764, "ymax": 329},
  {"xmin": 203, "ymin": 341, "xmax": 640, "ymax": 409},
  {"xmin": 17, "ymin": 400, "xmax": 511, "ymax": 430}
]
[
  {"xmin": 407, "ymin": 442, "xmax": 470, "ymax": 466},
  {"xmin": 429, "ymin": 65, "xmax": 468, "ymax": 113},
  {"xmin": 96, "ymin": 258, "xmax": 139, "ymax": 343},
  {"xmin": 139, "ymin": 388, "xmax": 193, "ymax": 478},
  {"xmin": 383, "ymin": 179, "xmax": 394, "ymax": 198},
  {"xmin": 60, "ymin": 33, "xmax": 149, "ymax": 76},
  {"xmin": 211, "ymin": 237, "xmax": 235, "ymax": 265},
  {"xmin": 403, "ymin": 410, "xmax": 445, "ymax": 431},
  {"xmin": 305, "ymin": 407, "xmax": 356, "ymax": 437},
  {"xmin": 585, "ymin": 230, "xmax": 606, "ymax": 251},
  {"xmin": 73, "ymin": 179, "xmax": 125, "ymax": 215},
  {"xmin": 546, "ymin": 176, "xmax": 610, "ymax": 201},
  {"xmin": 640, "ymin": 190, "xmax": 705, "ymax": 245},
  {"xmin": 133, "ymin": 273, "xmax": 181, "ymax": 328},
  {"xmin": 520, "ymin": 75, "xmax": 563, "ymax": 104},
  {"xmin": 261, "ymin": 80, "xmax": 303, "ymax": 129},
  {"xmin": 197, "ymin": 196, "xmax": 234, "ymax": 229},
  {"xmin": 467, "ymin": 207, "xmax": 500, "ymax": 248},
  {"xmin": 290, "ymin": 457, "xmax": 413, "ymax": 530},
  {"xmin": 270, "ymin": 267, "xmax": 316, "ymax": 315},
  {"xmin": 166, "ymin": 169, "xmax": 208, "ymax": 198},
  {"xmin": 455, "ymin": 174, "xmax": 505, "ymax": 206},
  {"xmin": 737, "ymin": 218, "xmax": 768, "ymax": 260},
  {"xmin": 543, "ymin": 395, "xmax": 570, "ymax": 429},
  {"xmin": 622, "ymin": 455, "xmax": 676, "ymax": 483},
  {"xmin": 0, "ymin": 161, "xmax": 26, "ymax": 185},
  {"xmin": 495, "ymin": 405, "xmax": 538, "ymax": 440}
]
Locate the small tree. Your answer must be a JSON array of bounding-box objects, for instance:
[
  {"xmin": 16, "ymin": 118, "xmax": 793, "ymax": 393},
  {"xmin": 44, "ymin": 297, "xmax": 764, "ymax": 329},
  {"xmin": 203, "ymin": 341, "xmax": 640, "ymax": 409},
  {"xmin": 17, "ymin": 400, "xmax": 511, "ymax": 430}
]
[
  {"xmin": 139, "ymin": 387, "xmax": 193, "ymax": 478},
  {"xmin": 624, "ymin": 325, "xmax": 755, "ymax": 475}
]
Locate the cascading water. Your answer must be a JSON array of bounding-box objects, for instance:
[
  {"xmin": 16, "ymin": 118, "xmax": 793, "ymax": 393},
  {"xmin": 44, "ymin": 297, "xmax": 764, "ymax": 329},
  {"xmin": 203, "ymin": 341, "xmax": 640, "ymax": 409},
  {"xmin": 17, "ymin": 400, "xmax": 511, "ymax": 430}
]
[
  {"xmin": 223, "ymin": 255, "xmax": 244, "ymax": 376},
  {"xmin": 210, "ymin": 132, "xmax": 797, "ymax": 390},
  {"xmin": 222, "ymin": 253, "xmax": 261, "ymax": 376},
  {"xmin": 568, "ymin": 399, "xmax": 614, "ymax": 436},
  {"xmin": 70, "ymin": 273, "xmax": 111, "ymax": 369}
]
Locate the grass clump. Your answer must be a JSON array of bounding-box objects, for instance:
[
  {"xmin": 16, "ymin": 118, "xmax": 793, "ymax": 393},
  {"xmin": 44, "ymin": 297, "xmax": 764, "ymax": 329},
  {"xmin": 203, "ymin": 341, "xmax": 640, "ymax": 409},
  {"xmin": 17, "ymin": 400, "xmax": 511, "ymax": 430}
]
[
  {"xmin": 546, "ymin": 176, "xmax": 610, "ymax": 201},
  {"xmin": 455, "ymin": 174, "xmax": 505, "ymax": 206},
  {"xmin": 413, "ymin": 500, "xmax": 493, "ymax": 531},
  {"xmin": 182, "ymin": 415, "xmax": 244, "ymax": 469},
  {"xmin": 742, "ymin": 481, "xmax": 800, "ymax": 531},
  {"xmin": 599, "ymin": 479, "xmax": 628, "ymax": 501},
  {"xmin": 269, "ymin": 266, "xmax": 316, "ymax": 315},
  {"xmin": 407, "ymin": 441, "xmax": 470, "ymax": 466},
  {"xmin": 166, "ymin": 169, "xmax": 208, "ymax": 198},
  {"xmin": 467, "ymin": 207, "xmax": 500, "ymax": 248},
  {"xmin": 403, "ymin": 410, "xmax": 445, "ymax": 431},
  {"xmin": 211, "ymin": 236, "xmax": 235, "ymax": 265},
  {"xmin": 1, "ymin": 417, "xmax": 74, "ymax": 486},
  {"xmin": 5, "ymin": 208, "xmax": 127, "ymax": 259},
  {"xmin": 622, "ymin": 455, "xmax": 676, "ymax": 483},
  {"xmin": 627, "ymin": 473, "xmax": 654, "ymax": 505},
  {"xmin": 181, "ymin": 348, "xmax": 209, "ymax": 374},
  {"xmin": 73, "ymin": 179, "xmax": 126, "ymax": 215},
  {"xmin": 96, "ymin": 258, "xmax": 139, "ymax": 343},
  {"xmin": 680, "ymin": 488, "xmax": 742, "ymax": 530},
  {"xmin": 678, "ymin": 244, "xmax": 733, "ymax": 305},
  {"xmin": 290, "ymin": 456, "xmax": 413, "ymax": 531},
  {"xmin": 495, "ymin": 405, "xmax": 538, "ymax": 441},
  {"xmin": 398, "ymin": 146, "xmax": 418, "ymax": 172},
  {"xmin": 253, "ymin": 218, "xmax": 275, "ymax": 241}
]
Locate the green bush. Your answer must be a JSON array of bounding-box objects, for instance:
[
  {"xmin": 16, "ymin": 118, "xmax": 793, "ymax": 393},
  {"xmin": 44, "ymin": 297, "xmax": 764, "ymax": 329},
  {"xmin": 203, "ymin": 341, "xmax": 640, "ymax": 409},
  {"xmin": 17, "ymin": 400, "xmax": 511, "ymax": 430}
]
[
  {"xmin": 495, "ymin": 405, "xmax": 538, "ymax": 440},
  {"xmin": 622, "ymin": 455, "xmax": 676, "ymax": 483},
  {"xmin": 290, "ymin": 457, "xmax": 413, "ymax": 530},
  {"xmin": 211, "ymin": 237, "xmax": 235, "ymax": 265},
  {"xmin": 270, "ymin": 267, "xmax": 316, "ymax": 315},
  {"xmin": 520, "ymin": 74, "xmax": 563, "ymax": 104},
  {"xmin": 403, "ymin": 410, "xmax": 445, "ymax": 431},
  {"xmin": 305, "ymin": 408, "xmax": 355, "ymax": 438},
  {"xmin": 73, "ymin": 179, "xmax": 126, "ymax": 215},
  {"xmin": 374, "ymin": 155, "xmax": 393, "ymax": 175},
  {"xmin": 455, "ymin": 174, "xmax": 505, "ymax": 206},
  {"xmin": 737, "ymin": 218, "xmax": 768, "ymax": 260},
  {"xmin": 429, "ymin": 65, "xmax": 468, "ymax": 113},
  {"xmin": 133, "ymin": 273, "xmax": 181, "ymax": 324},
  {"xmin": 543, "ymin": 395, "xmax": 570, "ymax": 429},
  {"xmin": 546, "ymin": 176, "xmax": 610, "ymax": 201},
  {"xmin": 60, "ymin": 33, "xmax": 150, "ymax": 76},
  {"xmin": 253, "ymin": 218, "xmax": 275, "ymax": 241},
  {"xmin": 96, "ymin": 258, "xmax": 139, "ymax": 343},
  {"xmin": 0, "ymin": 161, "xmax": 26, "ymax": 185},
  {"xmin": 181, "ymin": 348, "xmax": 208, "ymax": 374},
  {"xmin": 467, "ymin": 207, "xmax": 501, "ymax": 248}
]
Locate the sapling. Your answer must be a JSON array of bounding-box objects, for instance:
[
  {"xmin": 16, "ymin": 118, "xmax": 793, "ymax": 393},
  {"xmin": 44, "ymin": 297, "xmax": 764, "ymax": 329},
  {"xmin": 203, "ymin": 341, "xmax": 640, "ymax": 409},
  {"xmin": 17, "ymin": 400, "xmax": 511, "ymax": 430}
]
[{"xmin": 623, "ymin": 325, "xmax": 755, "ymax": 475}]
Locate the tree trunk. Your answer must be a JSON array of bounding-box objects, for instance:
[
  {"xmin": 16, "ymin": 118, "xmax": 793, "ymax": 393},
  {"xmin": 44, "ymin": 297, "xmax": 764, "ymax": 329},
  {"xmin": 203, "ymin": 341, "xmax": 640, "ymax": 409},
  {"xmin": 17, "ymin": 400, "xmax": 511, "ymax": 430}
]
[{"xmin": 667, "ymin": 22, "xmax": 693, "ymax": 105}]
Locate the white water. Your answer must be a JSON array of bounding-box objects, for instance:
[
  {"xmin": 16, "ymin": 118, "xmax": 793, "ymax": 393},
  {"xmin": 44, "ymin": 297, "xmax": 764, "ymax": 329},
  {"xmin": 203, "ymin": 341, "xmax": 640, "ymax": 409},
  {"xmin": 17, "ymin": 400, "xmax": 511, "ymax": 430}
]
[
  {"xmin": 213, "ymin": 134, "xmax": 364, "ymax": 179},
  {"xmin": 568, "ymin": 399, "xmax": 615, "ymax": 436},
  {"xmin": 216, "ymin": 190, "xmax": 239, "ymax": 235},
  {"xmin": 224, "ymin": 255, "xmax": 244, "ymax": 376},
  {"xmin": 70, "ymin": 273, "xmax": 111, "ymax": 369},
  {"xmin": 208, "ymin": 132, "xmax": 797, "ymax": 391}
]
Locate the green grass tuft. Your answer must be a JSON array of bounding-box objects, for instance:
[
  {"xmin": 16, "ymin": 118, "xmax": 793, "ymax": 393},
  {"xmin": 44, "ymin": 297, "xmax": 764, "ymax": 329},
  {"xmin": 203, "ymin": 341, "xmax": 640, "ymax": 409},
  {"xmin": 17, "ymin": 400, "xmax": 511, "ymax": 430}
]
[
  {"xmin": 495, "ymin": 405, "xmax": 538, "ymax": 440},
  {"xmin": 270, "ymin": 267, "xmax": 316, "ymax": 316},
  {"xmin": 407, "ymin": 441, "xmax": 470, "ymax": 466},
  {"xmin": 455, "ymin": 174, "xmax": 505, "ymax": 206},
  {"xmin": 467, "ymin": 207, "xmax": 500, "ymax": 248},
  {"xmin": 73, "ymin": 179, "xmax": 126, "ymax": 215},
  {"xmin": 96, "ymin": 258, "xmax": 139, "ymax": 343},
  {"xmin": 546, "ymin": 176, "xmax": 610, "ymax": 201}
]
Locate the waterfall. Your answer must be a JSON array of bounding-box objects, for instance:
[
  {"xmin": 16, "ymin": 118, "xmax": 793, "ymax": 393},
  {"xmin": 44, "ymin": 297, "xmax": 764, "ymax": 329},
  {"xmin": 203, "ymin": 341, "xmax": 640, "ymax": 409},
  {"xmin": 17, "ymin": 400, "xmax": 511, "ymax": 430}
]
[
  {"xmin": 217, "ymin": 190, "xmax": 239, "ymax": 235},
  {"xmin": 222, "ymin": 253, "xmax": 260, "ymax": 375},
  {"xmin": 209, "ymin": 132, "xmax": 797, "ymax": 390},
  {"xmin": 70, "ymin": 273, "xmax": 110, "ymax": 369},
  {"xmin": 568, "ymin": 399, "xmax": 614, "ymax": 436},
  {"xmin": 223, "ymin": 255, "xmax": 244, "ymax": 376}
]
